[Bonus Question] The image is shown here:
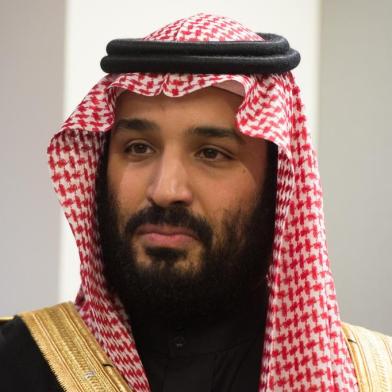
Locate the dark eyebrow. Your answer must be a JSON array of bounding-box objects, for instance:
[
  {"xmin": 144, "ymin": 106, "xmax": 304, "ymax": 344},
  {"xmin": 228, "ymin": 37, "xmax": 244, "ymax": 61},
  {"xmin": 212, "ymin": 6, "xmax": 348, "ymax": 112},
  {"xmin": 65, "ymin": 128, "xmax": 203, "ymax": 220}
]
[
  {"xmin": 113, "ymin": 118, "xmax": 159, "ymax": 133},
  {"xmin": 113, "ymin": 118, "xmax": 245, "ymax": 144},
  {"xmin": 188, "ymin": 126, "xmax": 245, "ymax": 144}
]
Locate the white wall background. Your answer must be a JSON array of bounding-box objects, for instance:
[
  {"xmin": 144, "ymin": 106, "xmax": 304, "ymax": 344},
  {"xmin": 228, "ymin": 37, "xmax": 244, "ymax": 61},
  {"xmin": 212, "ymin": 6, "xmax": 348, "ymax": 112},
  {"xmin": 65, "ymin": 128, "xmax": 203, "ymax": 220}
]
[
  {"xmin": 0, "ymin": 0, "xmax": 65, "ymax": 314},
  {"xmin": 2, "ymin": 0, "xmax": 391, "ymax": 335},
  {"xmin": 319, "ymin": 0, "xmax": 392, "ymax": 334}
]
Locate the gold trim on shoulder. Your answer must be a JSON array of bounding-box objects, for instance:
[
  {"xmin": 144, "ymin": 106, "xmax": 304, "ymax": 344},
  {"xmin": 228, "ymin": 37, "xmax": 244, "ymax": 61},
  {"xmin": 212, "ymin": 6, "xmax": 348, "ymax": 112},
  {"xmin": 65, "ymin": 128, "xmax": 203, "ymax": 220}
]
[
  {"xmin": 342, "ymin": 321, "xmax": 392, "ymax": 392},
  {"xmin": 0, "ymin": 316, "xmax": 13, "ymax": 324},
  {"xmin": 20, "ymin": 302, "xmax": 132, "ymax": 392}
]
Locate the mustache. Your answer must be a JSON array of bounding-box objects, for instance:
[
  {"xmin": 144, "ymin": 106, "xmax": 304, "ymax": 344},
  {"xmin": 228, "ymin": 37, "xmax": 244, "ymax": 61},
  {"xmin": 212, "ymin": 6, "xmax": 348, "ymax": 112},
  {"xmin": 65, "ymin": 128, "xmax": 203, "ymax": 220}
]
[{"xmin": 124, "ymin": 204, "xmax": 213, "ymax": 248}]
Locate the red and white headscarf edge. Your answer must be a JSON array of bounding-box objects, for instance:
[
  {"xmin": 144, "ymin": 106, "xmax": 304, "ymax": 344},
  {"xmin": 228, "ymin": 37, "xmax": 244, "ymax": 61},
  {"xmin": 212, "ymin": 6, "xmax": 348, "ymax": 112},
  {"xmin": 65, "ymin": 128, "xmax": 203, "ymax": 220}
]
[{"xmin": 48, "ymin": 13, "xmax": 358, "ymax": 391}]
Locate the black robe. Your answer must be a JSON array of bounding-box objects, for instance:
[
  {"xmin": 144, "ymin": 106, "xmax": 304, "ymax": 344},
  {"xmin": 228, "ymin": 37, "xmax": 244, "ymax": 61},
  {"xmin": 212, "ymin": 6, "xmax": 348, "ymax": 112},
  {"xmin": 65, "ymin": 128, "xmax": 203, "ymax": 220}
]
[
  {"xmin": 0, "ymin": 310, "xmax": 263, "ymax": 392},
  {"xmin": 0, "ymin": 316, "xmax": 62, "ymax": 391}
]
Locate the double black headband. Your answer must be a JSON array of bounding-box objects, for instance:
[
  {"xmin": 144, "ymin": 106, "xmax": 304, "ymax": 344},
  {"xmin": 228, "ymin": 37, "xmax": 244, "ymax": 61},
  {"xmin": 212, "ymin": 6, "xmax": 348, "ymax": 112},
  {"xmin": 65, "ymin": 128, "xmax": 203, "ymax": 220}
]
[{"xmin": 101, "ymin": 33, "xmax": 300, "ymax": 75}]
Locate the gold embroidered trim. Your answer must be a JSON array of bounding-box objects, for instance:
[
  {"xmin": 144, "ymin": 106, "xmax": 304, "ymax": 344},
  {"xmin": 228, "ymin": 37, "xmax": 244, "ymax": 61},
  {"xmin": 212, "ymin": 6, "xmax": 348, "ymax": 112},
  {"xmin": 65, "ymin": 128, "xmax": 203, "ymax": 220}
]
[
  {"xmin": 342, "ymin": 322, "xmax": 392, "ymax": 392},
  {"xmin": 0, "ymin": 316, "xmax": 13, "ymax": 324},
  {"xmin": 20, "ymin": 302, "xmax": 132, "ymax": 392}
]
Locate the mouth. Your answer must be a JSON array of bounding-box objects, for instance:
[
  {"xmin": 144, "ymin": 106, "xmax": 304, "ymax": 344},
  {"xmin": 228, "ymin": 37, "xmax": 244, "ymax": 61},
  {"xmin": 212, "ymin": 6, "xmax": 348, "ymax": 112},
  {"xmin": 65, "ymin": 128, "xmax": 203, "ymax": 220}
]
[{"xmin": 135, "ymin": 224, "xmax": 198, "ymax": 248}]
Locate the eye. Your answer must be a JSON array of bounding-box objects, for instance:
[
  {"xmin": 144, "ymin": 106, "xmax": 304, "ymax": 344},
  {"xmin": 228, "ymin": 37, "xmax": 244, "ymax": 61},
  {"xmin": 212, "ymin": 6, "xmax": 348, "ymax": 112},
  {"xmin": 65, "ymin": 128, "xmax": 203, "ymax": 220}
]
[
  {"xmin": 124, "ymin": 141, "xmax": 154, "ymax": 156},
  {"xmin": 197, "ymin": 147, "xmax": 232, "ymax": 161}
]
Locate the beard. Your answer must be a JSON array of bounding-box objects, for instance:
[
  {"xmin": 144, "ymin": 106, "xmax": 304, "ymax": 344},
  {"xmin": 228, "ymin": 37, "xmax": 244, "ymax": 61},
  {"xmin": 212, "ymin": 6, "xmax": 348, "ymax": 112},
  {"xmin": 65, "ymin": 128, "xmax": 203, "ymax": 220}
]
[{"xmin": 96, "ymin": 140, "xmax": 277, "ymax": 328}]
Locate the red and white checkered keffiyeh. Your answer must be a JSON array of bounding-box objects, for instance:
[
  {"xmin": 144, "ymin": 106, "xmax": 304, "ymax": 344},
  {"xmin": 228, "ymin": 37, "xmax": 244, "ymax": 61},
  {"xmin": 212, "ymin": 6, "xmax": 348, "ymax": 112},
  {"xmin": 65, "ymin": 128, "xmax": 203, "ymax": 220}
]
[{"xmin": 48, "ymin": 13, "xmax": 358, "ymax": 392}]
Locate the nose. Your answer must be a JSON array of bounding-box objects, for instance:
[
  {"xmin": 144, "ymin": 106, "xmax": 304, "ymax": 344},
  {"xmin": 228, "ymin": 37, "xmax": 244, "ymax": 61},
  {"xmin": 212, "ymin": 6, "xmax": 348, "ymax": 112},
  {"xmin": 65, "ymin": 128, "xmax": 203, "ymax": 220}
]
[{"xmin": 146, "ymin": 152, "xmax": 193, "ymax": 208}]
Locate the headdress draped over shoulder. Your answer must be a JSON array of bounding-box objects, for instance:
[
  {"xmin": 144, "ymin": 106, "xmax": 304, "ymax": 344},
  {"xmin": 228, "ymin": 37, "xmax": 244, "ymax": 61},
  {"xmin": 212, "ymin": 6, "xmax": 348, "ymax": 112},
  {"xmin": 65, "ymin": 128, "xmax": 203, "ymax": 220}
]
[{"xmin": 49, "ymin": 13, "xmax": 358, "ymax": 391}]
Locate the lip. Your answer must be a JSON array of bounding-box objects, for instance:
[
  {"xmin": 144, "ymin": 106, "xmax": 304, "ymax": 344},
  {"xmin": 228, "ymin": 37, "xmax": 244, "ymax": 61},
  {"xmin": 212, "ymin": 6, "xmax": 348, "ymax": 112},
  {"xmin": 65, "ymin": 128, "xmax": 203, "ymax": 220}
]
[
  {"xmin": 136, "ymin": 224, "xmax": 197, "ymax": 238},
  {"xmin": 136, "ymin": 224, "xmax": 198, "ymax": 248}
]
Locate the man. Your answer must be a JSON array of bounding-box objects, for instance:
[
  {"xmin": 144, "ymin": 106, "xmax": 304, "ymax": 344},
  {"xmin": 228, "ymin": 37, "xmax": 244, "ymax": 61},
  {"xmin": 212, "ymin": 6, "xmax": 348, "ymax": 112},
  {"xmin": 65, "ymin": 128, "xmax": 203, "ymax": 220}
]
[{"xmin": 1, "ymin": 13, "xmax": 391, "ymax": 392}]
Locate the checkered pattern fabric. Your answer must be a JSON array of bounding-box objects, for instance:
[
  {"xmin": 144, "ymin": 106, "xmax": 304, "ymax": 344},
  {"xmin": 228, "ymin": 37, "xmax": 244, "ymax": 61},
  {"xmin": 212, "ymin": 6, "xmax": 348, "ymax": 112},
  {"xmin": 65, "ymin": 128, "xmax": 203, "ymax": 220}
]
[{"xmin": 48, "ymin": 13, "xmax": 358, "ymax": 391}]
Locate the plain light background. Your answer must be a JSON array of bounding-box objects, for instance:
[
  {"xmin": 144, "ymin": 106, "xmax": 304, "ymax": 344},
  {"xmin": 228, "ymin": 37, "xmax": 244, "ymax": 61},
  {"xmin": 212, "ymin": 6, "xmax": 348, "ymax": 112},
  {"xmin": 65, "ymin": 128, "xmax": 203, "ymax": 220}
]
[
  {"xmin": 319, "ymin": 0, "xmax": 392, "ymax": 333},
  {"xmin": 1, "ymin": 0, "xmax": 391, "ymax": 334}
]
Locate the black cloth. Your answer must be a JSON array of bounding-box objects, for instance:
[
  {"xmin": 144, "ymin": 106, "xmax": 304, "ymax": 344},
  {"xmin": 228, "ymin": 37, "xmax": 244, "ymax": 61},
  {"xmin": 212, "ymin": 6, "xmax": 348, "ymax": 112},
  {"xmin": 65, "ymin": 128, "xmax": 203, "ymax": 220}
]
[
  {"xmin": 0, "ymin": 306, "xmax": 265, "ymax": 392},
  {"xmin": 101, "ymin": 34, "xmax": 301, "ymax": 75},
  {"xmin": 131, "ymin": 301, "xmax": 265, "ymax": 392},
  {"xmin": 0, "ymin": 316, "xmax": 62, "ymax": 392}
]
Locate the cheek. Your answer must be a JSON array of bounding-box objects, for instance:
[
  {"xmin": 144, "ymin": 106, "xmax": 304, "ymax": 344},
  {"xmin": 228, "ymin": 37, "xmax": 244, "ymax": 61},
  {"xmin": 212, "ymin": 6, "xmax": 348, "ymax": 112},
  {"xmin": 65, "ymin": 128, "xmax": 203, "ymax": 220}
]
[
  {"xmin": 115, "ymin": 177, "xmax": 144, "ymax": 210},
  {"xmin": 107, "ymin": 160, "xmax": 149, "ymax": 225},
  {"xmin": 194, "ymin": 168, "xmax": 261, "ymax": 223}
]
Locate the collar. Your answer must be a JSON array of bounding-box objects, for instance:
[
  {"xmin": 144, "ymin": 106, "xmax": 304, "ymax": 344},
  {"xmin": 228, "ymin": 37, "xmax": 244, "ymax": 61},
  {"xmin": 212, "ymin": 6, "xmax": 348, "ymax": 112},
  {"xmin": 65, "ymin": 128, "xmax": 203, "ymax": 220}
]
[{"xmin": 131, "ymin": 289, "xmax": 267, "ymax": 359}]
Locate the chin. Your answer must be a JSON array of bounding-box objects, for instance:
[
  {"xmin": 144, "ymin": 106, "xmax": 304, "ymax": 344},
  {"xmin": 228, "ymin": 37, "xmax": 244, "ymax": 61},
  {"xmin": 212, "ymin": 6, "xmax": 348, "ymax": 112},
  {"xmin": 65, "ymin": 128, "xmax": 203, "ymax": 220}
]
[
  {"xmin": 169, "ymin": 258, "xmax": 202, "ymax": 275},
  {"xmin": 134, "ymin": 247, "xmax": 201, "ymax": 276}
]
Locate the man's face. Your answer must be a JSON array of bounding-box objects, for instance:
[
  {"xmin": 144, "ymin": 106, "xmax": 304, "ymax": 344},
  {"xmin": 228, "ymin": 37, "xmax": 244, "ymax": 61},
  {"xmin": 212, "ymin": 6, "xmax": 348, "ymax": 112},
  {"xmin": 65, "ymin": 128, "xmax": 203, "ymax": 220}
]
[
  {"xmin": 108, "ymin": 87, "xmax": 267, "ymax": 271},
  {"xmin": 100, "ymin": 86, "xmax": 275, "ymax": 324}
]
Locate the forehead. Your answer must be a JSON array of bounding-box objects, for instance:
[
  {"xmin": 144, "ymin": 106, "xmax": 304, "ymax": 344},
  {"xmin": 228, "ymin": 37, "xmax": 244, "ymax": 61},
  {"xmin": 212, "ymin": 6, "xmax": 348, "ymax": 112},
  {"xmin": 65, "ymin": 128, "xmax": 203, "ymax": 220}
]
[{"xmin": 114, "ymin": 87, "xmax": 244, "ymax": 127}]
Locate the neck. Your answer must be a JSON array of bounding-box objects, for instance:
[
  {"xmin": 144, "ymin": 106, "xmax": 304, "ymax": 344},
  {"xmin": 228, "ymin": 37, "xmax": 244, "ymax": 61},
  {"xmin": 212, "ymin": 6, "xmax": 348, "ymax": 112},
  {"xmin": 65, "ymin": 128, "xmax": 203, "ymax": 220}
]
[{"xmin": 130, "ymin": 282, "xmax": 268, "ymax": 350}]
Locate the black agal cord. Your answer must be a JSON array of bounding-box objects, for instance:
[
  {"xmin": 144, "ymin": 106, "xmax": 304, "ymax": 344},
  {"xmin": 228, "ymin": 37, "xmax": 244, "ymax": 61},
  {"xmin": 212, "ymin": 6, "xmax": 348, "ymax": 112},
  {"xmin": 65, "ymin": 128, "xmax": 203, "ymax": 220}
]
[{"xmin": 101, "ymin": 33, "xmax": 300, "ymax": 75}]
